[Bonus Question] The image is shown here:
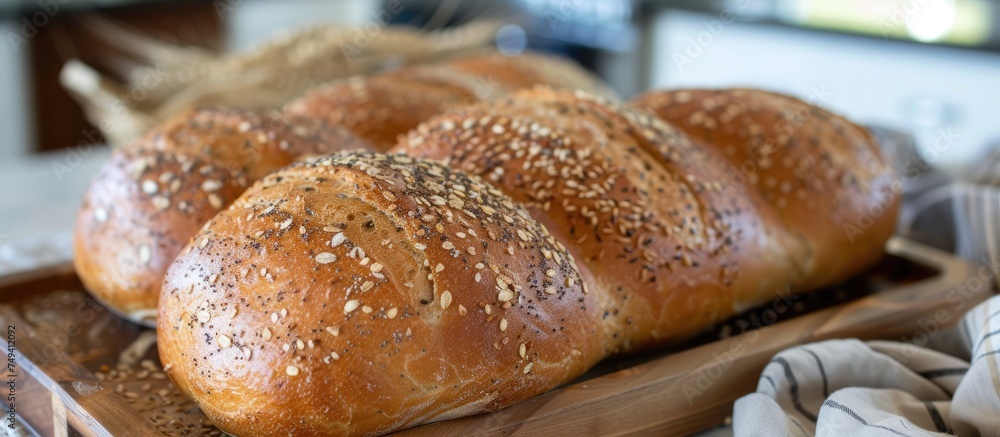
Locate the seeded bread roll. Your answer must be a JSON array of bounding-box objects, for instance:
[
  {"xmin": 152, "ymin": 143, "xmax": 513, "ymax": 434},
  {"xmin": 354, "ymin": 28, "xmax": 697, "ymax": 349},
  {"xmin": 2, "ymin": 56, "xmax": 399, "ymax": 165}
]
[
  {"xmin": 395, "ymin": 88, "xmax": 808, "ymax": 350},
  {"xmin": 74, "ymin": 108, "xmax": 372, "ymax": 326},
  {"xmin": 75, "ymin": 151, "xmax": 249, "ymax": 325},
  {"xmin": 157, "ymin": 152, "xmax": 605, "ymax": 436},
  {"xmin": 630, "ymin": 89, "xmax": 899, "ymax": 289},
  {"xmin": 284, "ymin": 51, "xmax": 618, "ymax": 151}
]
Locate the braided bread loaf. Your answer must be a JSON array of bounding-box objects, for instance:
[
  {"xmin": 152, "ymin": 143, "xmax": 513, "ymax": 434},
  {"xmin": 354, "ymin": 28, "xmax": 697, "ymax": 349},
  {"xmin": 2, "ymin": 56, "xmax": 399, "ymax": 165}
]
[{"xmin": 157, "ymin": 88, "xmax": 898, "ymax": 435}]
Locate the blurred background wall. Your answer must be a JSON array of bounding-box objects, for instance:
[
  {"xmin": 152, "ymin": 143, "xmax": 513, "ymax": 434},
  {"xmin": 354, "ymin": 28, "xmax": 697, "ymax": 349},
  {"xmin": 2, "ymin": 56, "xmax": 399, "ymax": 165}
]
[{"xmin": 1, "ymin": 0, "xmax": 997, "ymax": 173}]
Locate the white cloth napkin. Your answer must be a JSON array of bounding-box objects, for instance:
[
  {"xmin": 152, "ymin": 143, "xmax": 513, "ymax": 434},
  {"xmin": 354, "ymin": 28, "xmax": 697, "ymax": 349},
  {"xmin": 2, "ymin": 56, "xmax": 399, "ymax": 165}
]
[{"xmin": 733, "ymin": 294, "xmax": 1000, "ymax": 436}]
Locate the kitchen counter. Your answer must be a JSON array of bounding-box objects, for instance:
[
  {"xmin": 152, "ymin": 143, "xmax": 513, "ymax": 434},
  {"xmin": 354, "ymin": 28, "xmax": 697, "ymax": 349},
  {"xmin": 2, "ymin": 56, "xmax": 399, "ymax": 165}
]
[{"xmin": 0, "ymin": 146, "xmax": 110, "ymax": 276}]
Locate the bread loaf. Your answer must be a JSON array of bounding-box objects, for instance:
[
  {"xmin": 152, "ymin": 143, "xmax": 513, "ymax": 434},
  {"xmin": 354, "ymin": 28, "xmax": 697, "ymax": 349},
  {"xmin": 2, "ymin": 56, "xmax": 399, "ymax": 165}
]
[
  {"xmin": 284, "ymin": 51, "xmax": 616, "ymax": 151},
  {"xmin": 157, "ymin": 152, "xmax": 605, "ymax": 435},
  {"xmin": 630, "ymin": 89, "xmax": 899, "ymax": 289},
  {"xmin": 156, "ymin": 87, "xmax": 898, "ymax": 435},
  {"xmin": 395, "ymin": 87, "xmax": 809, "ymax": 349},
  {"xmin": 74, "ymin": 107, "xmax": 371, "ymax": 325}
]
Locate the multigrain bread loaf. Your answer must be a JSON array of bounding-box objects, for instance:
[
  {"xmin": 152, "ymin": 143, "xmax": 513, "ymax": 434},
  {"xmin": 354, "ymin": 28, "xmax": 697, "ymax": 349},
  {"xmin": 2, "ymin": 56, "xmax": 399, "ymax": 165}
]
[
  {"xmin": 395, "ymin": 88, "xmax": 808, "ymax": 349},
  {"xmin": 284, "ymin": 51, "xmax": 616, "ymax": 150},
  {"xmin": 157, "ymin": 153, "xmax": 605, "ymax": 435},
  {"xmin": 157, "ymin": 88, "xmax": 898, "ymax": 435},
  {"xmin": 74, "ymin": 107, "xmax": 371, "ymax": 325},
  {"xmin": 630, "ymin": 89, "xmax": 900, "ymax": 290}
]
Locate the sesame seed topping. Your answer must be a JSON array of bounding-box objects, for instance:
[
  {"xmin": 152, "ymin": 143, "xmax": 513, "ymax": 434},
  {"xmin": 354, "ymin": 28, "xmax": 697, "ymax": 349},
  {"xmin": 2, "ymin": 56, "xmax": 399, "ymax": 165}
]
[
  {"xmin": 544, "ymin": 286, "xmax": 557, "ymax": 295},
  {"xmin": 280, "ymin": 308, "xmax": 288, "ymax": 317},
  {"xmin": 360, "ymin": 281, "xmax": 375, "ymax": 293},
  {"xmin": 217, "ymin": 335, "xmax": 231, "ymax": 349},
  {"xmin": 201, "ymin": 180, "xmax": 222, "ymax": 192},
  {"xmin": 315, "ymin": 252, "xmax": 337, "ymax": 264},
  {"xmin": 296, "ymin": 339, "xmax": 305, "ymax": 350},
  {"xmin": 151, "ymin": 196, "xmax": 169, "ymax": 211},
  {"xmin": 196, "ymin": 311, "xmax": 210, "ymax": 323},
  {"xmin": 326, "ymin": 326, "xmax": 340, "ymax": 336},
  {"xmin": 498, "ymin": 290, "xmax": 514, "ymax": 302},
  {"xmin": 500, "ymin": 318, "xmax": 508, "ymax": 332},
  {"xmin": 271, "ymin": 313, "xmax": 279, "ymax": 323},
  {"xmin": 519, "ymin": 343, "xmax": 527, "ymax": 359},
  {"xmin": 458, "ymin": 305, "xmax": 467, "ymax": 315},
  {"xmin": 208, "ymin": 194, "xmax": 223, "ymax": 209},
  {"xmin": 262, "ymin": 328, "xmax": 272, "ymax": 341},
  {"xmin": 141, "ymin": 180, "xmax": 157, "ymax": 194},
  {"xmin": 545, "ymin": 269, "xmax": 556, "ymax": 278},
  {"xmin": 279, "ymin": 218, "xmax": 293, "ymax": 230},
  {"xmin": 138, "ymin": 245, "xmax": 151, "ymax": 265},
  {"xmin": 330, "ymin": 352, "xmax": 340, "ymax": 361},
  {"xmin": 370, "ymin": 263, "xmax": 383, "ymax": 273},
  {"xmin": 362, "ymin": 306, "xmax": 373, "ymax": 313},
  {"xmin": 286, "ymin": 365, "xmax": 299, "ymax": 376},
  {"xmin": 435, "ymin": 263, "xmax": 445, "ymax": 273},
  {"xmin": 523, "ymin": 362, "xmax": 533, "ymax": 374},
  {"xmin": 199, "ymin": 238, "xmax": 209, "ymax": 248},
  {"xmin": 440, "ymin": 291, "xmax": 453, "ymax": 310},
  {"xmin": 330, "ymin": 233, "xmax": 346, "ymax": 247},
  {"xmin": 344, "ymin": 300, "xmax": 360, "ymax": 313},
  {"xmin": 386, "ymin": 307, "xmax": 398, "ymax": 319}
]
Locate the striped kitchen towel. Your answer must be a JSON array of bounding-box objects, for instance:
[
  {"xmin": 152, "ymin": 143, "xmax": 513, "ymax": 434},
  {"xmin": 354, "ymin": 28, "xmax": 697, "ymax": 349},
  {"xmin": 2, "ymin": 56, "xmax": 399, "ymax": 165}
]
[
  {"xmin": 733, "ymin": 293, "xmax": 1000, "ymax": 436},
  {"xmin": 953, "ymin": 147, "xmax": 1000, "ymax": 267}
]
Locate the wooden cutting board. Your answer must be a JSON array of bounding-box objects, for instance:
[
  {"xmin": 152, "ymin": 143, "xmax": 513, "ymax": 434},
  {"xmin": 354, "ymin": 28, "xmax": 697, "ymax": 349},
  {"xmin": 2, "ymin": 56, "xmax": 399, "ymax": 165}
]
[{"xmin": 0, "ymin": 237, "xmax": 991, "ymax": 436}]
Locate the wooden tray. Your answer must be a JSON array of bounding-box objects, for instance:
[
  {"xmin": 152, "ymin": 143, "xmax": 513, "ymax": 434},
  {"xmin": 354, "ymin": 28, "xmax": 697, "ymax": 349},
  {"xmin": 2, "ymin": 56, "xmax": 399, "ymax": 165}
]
[{"xmin": 0, "ymin": 237, "xmax": 992, "ymax": 437}]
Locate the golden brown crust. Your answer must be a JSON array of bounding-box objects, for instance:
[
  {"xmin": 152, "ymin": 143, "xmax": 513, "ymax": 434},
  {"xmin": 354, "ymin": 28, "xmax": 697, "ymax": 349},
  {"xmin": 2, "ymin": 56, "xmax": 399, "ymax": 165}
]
[
  {"xmin": 284, "ymin": 71, "xmax": 481, "ymax": 151},
  {"xmin": 75, "ymin": 107, "xmax": 372, "ymax": 326},
  {"xmin": 157, "ymin": 152, "xmax": 604, "ymax": 436},
  {"xmin": 284, "ymin": 51, "xmax": 618, "ymax": 152},
  {"xmin": 630, "ymin": 88, "xmax": 900, "ymax": 289},
  {"xmin": 74, "ymin": 151, "xmax": 249, "ymax": 325},
  {"xmin": 131, "ymin": 106, "xmax": 372, "ymax": 180},
  {"xmin": 395, "ymin": 88, "xmax": 806, "ymax": 351}
]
